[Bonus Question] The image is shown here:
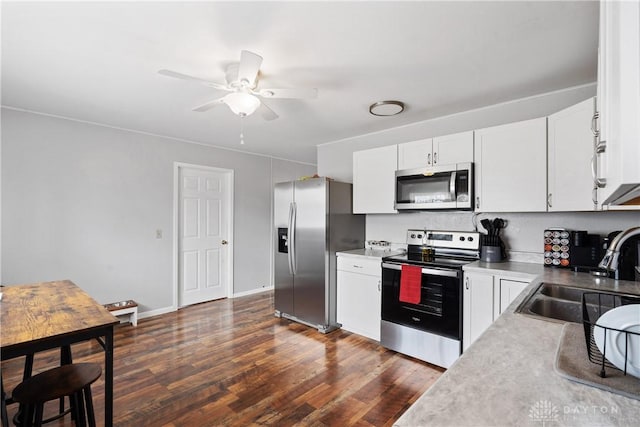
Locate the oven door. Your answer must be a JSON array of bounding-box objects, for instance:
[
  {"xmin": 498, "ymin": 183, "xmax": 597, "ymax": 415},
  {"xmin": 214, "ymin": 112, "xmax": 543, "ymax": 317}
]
[{"xmin": 381, "ymin": 262, "xmax": 462, "ymax": 340}]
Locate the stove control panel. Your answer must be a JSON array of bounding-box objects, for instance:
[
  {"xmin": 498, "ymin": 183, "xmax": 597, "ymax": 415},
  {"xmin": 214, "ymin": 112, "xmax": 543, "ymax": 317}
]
[{"xmin": 406, "ymin": 230, "xmax": 480, "ymax": 250}]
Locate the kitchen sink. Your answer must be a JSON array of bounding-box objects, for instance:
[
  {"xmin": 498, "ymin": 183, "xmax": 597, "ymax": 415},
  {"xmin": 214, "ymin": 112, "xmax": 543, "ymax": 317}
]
[
  {"xmin": 526, "ymin": 298, "xmax": 603, "ymax": 323},
  {"xmin": 517, "ymin": 282, "xmax": 638, "ymax": 323},
  {"xmin": 538, "ymin": 283, "xmax": 585, "ymax": 302},
  {"xmin": 516, "ymin": 283, "xmax": 605, "ymax": 323}
]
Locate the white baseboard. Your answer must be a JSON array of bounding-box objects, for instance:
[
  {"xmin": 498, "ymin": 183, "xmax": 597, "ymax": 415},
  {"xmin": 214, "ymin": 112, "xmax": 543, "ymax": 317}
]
[
  {"xmin": 136, "ymin": 288, "xmax": 273, "ymax": 319},
  {"xmin": 138, "ymin": 305, "xmax": 176, "ymax": 320},
  {"xmin": 232, "ymin": 286, "xmax": 274, "ymax": 298}
]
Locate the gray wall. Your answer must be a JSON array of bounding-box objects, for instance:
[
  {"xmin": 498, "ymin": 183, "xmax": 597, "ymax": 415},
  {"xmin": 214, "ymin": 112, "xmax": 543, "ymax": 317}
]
[
  {"xmin": 318, "ymin": 84, "xmax": 597, "ymax": 182},
  {"xmin": 316, "ymin": 83, "xmax": 640, "ymax": 258},
  {"xmin": 1, "ymin": 108, "xmax": 315, "ymax": 315}
]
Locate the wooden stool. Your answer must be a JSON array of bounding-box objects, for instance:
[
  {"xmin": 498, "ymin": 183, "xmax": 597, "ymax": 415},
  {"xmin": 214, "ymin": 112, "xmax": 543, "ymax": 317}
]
[
  {"xmin": 10, "ymin": 346, "xmax": 74, "ymax": 427},
  {"xmin": 12, "ymin": 363, "xmax": 101, "ymax": 427}
]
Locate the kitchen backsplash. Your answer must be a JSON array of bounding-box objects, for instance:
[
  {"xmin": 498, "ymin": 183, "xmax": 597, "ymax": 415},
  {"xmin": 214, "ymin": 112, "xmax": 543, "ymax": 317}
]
[{"xmin": 365, "ymin": 210, "xmax": 640, "ymax": 264}]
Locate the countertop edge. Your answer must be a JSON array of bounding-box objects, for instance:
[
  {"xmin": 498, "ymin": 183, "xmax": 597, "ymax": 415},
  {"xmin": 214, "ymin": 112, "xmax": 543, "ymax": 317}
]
[
  {"xmin": 336, "ymin": 248, "xmax": 403, "ymax": 260},
  {"xmin": 394, "ymin": 268, "xmax": 640, "ymax": 427}
]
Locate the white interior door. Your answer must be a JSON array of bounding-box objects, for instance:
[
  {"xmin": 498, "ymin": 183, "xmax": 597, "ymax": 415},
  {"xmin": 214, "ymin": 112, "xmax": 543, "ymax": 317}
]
[{"xmin": 178, "ymin": 166, "xmax": 232, "ymax": 307}]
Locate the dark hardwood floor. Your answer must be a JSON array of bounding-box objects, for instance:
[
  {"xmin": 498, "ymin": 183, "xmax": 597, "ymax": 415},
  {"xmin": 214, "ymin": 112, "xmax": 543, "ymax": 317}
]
[{"xmin": 2, "ymin": 291, "xmax": 443, "ymax": 426}]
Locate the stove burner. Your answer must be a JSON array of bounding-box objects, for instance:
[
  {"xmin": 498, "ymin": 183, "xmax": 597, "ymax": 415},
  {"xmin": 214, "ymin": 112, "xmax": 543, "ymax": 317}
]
[
  {"xmin": 383, "ymin": 253, "xmax": 473, "ymax": 269},
  {"xmin": 384, "ymin": 229, "xmax": 481, "ymax": 269}
]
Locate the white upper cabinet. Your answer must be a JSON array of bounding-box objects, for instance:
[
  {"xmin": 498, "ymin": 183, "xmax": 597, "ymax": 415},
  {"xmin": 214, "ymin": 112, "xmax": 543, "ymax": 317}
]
[
  {"xmin": 433, "ymin": 131, "xmax": 474, "ymax": 166},
  {"xmin": 547, "ymin": 97, "xmax": 597, "ymax": 211},
  {"xmin": 352, "ymin": 145, "xmax": 398, "ymax": 214},
  {"xmin": 397, "ymin": 131, "xmax": 474, "ymax": 170},
  {"xmin": 474, "ymin": 118, "xmax": 547, "ymax": 212},
  {"xmin": 596, "ymin": 0, "xmax": 640, "ymax": 207},
  {"xmin": 397, "ymin": 138, "xmax": 433, "ymax": 170}
]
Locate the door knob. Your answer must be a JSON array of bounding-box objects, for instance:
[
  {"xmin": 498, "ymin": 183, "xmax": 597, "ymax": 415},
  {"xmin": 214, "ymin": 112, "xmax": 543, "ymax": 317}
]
[{"xmin": 221, "ymin": 240, "xmax": 228, "ymax": 245}]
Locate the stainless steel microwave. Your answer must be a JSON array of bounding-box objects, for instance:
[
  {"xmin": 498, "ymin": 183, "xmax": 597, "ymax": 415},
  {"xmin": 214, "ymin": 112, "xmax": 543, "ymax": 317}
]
[{"xmin": 395, "ymin": 162, "xmax": 473, "ymax": 210}]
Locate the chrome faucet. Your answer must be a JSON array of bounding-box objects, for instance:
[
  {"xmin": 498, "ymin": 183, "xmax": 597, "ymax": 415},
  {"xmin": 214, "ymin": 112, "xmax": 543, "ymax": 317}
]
[{"xmin": 598, "ymin": 227, "xmax": 640, "ymax": 273}]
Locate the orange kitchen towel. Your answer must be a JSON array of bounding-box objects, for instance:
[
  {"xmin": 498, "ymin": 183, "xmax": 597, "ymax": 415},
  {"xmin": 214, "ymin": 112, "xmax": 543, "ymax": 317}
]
[{"xmin": 399, "ymin": 264, "xmax": 422, "ymax": 304}]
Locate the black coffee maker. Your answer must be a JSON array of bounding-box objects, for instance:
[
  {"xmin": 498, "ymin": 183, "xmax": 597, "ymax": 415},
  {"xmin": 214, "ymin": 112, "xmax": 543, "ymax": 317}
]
[
  {"xmin": 569, "ymin": 231, "xmax": 605, "ymax": 271},
  {"xmin": 607, "ymin": 231, "xmax": 640, "ymax": 281}
]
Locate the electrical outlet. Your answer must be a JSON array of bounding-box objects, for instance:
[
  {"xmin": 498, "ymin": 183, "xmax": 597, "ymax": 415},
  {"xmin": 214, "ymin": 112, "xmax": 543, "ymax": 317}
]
[{"xmin": 156, "ymin": 229, "xmax": 163, "ymax": 239}]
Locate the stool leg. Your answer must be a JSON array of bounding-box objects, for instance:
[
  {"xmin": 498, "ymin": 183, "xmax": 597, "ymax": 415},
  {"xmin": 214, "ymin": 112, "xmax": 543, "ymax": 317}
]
[
  {"xmin": 70, "ymin": 393, "xmax": 80, "ymax": 426},
  {"xmin": 14, "ymin": 355, "xmax": 34, "ymax": 426},
  {"xmin": 33, "ymin": 404, "xmax": 43, "ymax": 427},
  {"xmin": 74, "ymin": 392, "xmax": 87, "ymax": 427},
  {"xmin": 1, "ymin": 374, "xmax": 9, "ymax": 427},
  {"xmin": 59, "ymin": 346, "xmax": 73, "ymax": 416},
  {"xmin": 21, "ymin": 404, "xmax": 33, "ymax": 427},
  {"xmin": 83, "ymin": 386, "xmax": 96, "ymax": 427},
  {"xmin": 23, "ymin": 355, "xmax": 34, "ymax": 380}
]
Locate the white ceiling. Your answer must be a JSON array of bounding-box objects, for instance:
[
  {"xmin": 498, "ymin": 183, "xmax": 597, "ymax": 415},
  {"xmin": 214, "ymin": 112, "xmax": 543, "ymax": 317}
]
[{"xmin": 1, "ymin": 1, "xmax": 598, "ymax": 164}]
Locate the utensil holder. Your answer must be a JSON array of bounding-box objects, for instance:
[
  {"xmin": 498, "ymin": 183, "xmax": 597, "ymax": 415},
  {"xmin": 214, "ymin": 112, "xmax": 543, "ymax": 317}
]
[{"xmin": 481, "ymin": 246, "xmax": 502, "ymax": 263}]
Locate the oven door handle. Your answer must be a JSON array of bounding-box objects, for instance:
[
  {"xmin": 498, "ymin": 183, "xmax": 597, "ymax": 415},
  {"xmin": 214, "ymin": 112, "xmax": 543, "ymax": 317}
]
[{"xmin": 382, "ymin": 263, "xmax": 460, "ymax": 278}]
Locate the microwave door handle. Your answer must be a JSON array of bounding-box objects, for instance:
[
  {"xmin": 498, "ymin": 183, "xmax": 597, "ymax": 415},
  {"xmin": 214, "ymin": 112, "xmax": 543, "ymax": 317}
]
[{"xmin": 449, "ymin": 171, "xmax": 457, "ymax": 201}]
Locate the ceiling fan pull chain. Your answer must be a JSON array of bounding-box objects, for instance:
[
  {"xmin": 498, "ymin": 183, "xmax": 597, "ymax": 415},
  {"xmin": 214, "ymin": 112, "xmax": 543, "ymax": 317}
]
[{"xmin": 240, "ymin": 118, "xmax": 245, "ymax": 145}]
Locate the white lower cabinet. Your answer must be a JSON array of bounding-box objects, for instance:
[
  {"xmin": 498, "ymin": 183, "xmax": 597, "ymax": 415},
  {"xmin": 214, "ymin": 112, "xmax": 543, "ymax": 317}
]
[
  {"xmin": 463, "ymin": 272, "xmax": 495, "ymax": 351},
  {"xmin": 498, "ymin": 279, "xmax": 529, "ymax": 316},
  {"xmin": 336, "ymin": 256, "xmax": 382, "ymax": 341},
  {"xmin": 463, "ymin": 271, "xmax": 530, "ymax": 351}
]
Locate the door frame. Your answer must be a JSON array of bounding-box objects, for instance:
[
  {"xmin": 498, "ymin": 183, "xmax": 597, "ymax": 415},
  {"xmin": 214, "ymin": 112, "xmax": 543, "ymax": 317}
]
[{"xmin": 172, "ymin": 162, "xmax": 234, "ymax": 309}]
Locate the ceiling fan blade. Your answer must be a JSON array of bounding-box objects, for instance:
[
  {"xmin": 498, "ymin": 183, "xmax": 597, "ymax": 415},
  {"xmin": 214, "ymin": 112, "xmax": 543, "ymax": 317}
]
[
  {"xmin": 258, "ymin": 102, "xmax": 279, "ymax": 121},
  {"xmin": 257, "ymin": 87, "xmax": 318, "ymax": 99},
  {"xmin": 158, "ymin": 69, "xmax": 229, "ymax": 91},
  {"xmin": 238, "ymin": 50, "xmax": 263, "ymax": 86},
  {"xmin": 192, "ymin": 97, "xmax": 226, "ymax": 112}
]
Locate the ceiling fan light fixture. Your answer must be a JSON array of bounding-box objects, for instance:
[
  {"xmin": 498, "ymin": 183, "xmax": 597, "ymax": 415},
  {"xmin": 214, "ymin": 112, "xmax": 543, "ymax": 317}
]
[
  {"xmin": 369, "ymin": 100, "xmax": 405, "ymax": 116},
  {"xmin": 223, "ymin": 92, "xmax": 261, "ymax": 117}
]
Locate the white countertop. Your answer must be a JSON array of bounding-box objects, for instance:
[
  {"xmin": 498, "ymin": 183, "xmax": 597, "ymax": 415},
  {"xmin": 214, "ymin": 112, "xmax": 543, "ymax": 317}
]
[
  {"xmin": 394, "ymin": 267, "xmax": 640, "ymax": 427},
  {"xmin": 463, "ymin": 259, "xmax": 546, "ymax": 280},
  {"xmin": 336, "ymin": 248, "xmax": 404, "ymax": 260}
]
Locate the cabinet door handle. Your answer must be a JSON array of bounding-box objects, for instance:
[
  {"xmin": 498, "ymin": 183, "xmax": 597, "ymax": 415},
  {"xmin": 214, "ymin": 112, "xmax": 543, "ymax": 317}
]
[
  {"xmin": 596, "ymin": 140, "xmax": 606, "ymax": 154},
  {"xmin": 547, "ymin": 193, "xmax": 552, "ymax": 208},
  {"xmin": 378, "ymin": 280, "xmax": 381, "ymax": 291},
  {"xmin": 353, "ymin": 264, "xmax": 363, "ymax": 269},
  {"xmin": 433, "ymin": 152, "xmax": 438, "ymax": 164},
  {"xmin": 427, "ymin": 153, "xmax": 431, "ymax": 165},
  {"xmin": 465, "ymin": 277, "xmax": 470, "ymax": 290},
  {"xmin": 591, "ymin": 142, "xmax": 607, "ymax": 189},
  {"xmin": 591, "ymin": 112, "xmax": 600, "ymax": 136},
  {"xmin": 475, "ymin": 196, "xmax": 480, "ymax": 209}
]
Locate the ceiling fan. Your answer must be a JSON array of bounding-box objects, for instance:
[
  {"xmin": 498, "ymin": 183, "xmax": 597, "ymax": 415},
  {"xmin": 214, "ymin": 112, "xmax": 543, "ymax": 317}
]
[{"xmin": 158, "ymin": 50, "xmax": 318, "ymax": 121}]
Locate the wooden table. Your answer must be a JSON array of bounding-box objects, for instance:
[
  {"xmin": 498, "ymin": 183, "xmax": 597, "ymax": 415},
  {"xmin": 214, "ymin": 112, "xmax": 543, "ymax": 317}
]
[{"xmin": 1, "ymin": 280, "xmax": 118, "ymax": 426}]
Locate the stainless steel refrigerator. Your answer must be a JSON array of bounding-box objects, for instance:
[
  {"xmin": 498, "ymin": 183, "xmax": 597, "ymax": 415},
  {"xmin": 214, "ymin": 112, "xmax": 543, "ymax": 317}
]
[{"xmin": 274, "ymin": 177, "xmax": 365, "ymax": 333}]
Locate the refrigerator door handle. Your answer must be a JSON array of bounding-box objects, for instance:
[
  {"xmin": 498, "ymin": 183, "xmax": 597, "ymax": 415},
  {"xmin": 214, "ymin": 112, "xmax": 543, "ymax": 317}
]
[
  {"xmin": 291, "ymin": 202, "xmax": 298, "ymax": 274},
  {"xmin": 287, "ymin": 202, "xmax": 294, "ymax": 275},
  {"xmin": 290, "ymin": 201, "xmax": 297, "ymax": 274}
]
